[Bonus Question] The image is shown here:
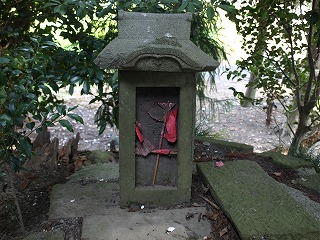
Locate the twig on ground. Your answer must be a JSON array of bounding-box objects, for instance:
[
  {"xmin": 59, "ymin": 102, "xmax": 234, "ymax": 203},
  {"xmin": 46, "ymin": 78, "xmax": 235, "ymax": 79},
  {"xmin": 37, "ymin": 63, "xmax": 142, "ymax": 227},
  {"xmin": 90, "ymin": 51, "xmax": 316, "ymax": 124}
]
[{"xmin": 200, "ymin": 195, "xmax": 221, "ymax": 211}]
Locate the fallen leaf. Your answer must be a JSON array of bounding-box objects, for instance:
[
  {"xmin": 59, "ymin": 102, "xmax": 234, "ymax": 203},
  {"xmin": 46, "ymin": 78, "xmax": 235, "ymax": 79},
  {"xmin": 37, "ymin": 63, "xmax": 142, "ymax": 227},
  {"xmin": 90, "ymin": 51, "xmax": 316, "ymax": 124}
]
[
  {"xmin": 215, "ymin": 161, "xmax": 224, "ymax": 167},
  {"xmin": 219, "ymin": 226, "xmax": 228, "ymax": 237},
  {"xmin": 273, "ymin": 172, "xmax": 282, "ymax": 177}
]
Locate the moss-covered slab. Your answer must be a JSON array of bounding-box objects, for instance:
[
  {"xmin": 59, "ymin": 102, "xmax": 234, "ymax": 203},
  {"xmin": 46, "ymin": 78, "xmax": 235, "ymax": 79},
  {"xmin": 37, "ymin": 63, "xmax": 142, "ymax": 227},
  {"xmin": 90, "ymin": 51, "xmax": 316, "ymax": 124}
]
[
  {"xmin": 197, "ymin": 160, "xmax": 320, "ymax": 240},
  {"xmin": 259, "ymin": 151, "xmax": 315, "ymax": 169},
  {"xmin": 296, "ymin": 173, "xmax": 320, "ymax": 192},
  {"xmin": 195, "ymin": 136, "xmax": 254, "ymax": 153}
]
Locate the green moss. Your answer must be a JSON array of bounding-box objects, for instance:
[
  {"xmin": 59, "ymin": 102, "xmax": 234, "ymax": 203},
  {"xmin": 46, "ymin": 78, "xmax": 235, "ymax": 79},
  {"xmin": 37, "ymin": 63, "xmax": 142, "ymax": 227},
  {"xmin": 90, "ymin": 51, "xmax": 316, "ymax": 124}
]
[
  {"xmin": 259, "ymin": 151, "xmax": 315, "ymax": 169},
  {"xmin": 296, "ymin": 174, "xmax": 320, "ymax": 192},
  {"xmin": 197, "ymin": 160, "xmax": 320, "ymax": 240},
  {"xmin": 88, "ymin": 150, "xmax": 115, "ymax": 164}
]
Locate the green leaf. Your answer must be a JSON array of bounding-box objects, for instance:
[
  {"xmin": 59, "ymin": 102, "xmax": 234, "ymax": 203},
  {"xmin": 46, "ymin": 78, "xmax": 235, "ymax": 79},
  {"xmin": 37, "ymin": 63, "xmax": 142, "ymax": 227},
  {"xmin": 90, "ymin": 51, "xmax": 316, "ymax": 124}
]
[
  {"xmin": 310, "ymin": 12, "xmax": 319, "ymax": 25},
  {"xmin": 18, "ymin": 137, "xmax": 32, "ymax": 157},
  {"xmin": 97, "ymin": 4, "xmax": 112, "ymax": 17},
  {"xmin": 42, "ymin": 41, "xmax": 57, "ymax": 47},
  {"xmin": 64, "ymin": 0, "xmax": 76, "ymax": 4},
  {"xmin": 70, "ymin": 76, "xmax": 82, "ymax": 83},
  {"xmin": 50, "ymin": 113, "xmax": 60, "ymax": 122},
  {"xmin": 177, "ymin": 0, "xmax": 188, "ymax": 12},
  {"xmin": 69, "ymin": 84, "xmax": 74, "ymax": 95},
  {"xmin": 82, "ymin": 80, "xmax": 90, "ymax": 94},
  {"xmin": 160, "ymin": 0, "xmax": 179, "ymax": 3},
  {"xmin": 12, "ymin": 70, "xmax": 23, "ymax": 75},
  {"xmin": 0, "ymin": 57, "xmax": 10, "ymax": 64},
  {"xmin": 206, "ymin": 6, "xmax": 215, "ymax": 21},
  {"xmin": 26, "ymin": 122, "xmax": 35, "ymax": 130},
  {"xmin": 98, "ymin": 124, "xmax": 106, "ymax": 135},
  {"xmin": 54, "ymin": 4, "xmax": 68, "ymax": 15},
  {"xmin": 68, "ymin": 113, "xmax": 84, "ymax": 124},
  {"xmin": 68, "ymin": 105, "xmax": 78, "ymax": 111},
  {"xmin": 0, "ymin": 71, "xmax": 8, "ymax": 85},
  {"xmin": 76, "ymin": 8, "xmax": 86, "ymax": 18},
  {"xmin": 8, "ymin": 102, "xmax": 15, "ymax": 113},
  {"xmin": 96, "ymin": 70, "xmax": 105, "ymax": 81},
  {"xmin": 57, "ymin": 105, "xmax": 67, "ymax": 115},
  {"xmin": 0, "ymin": 114, "xmax": 13, "ymax": 126},
  {"xmin": 59, "ymin": 119, "xmax": 74, "ymax": 132},
  {"xmin": 44, "ymin": 2, "xmax": 60, "ymax": 8},
  {"xmin": 17, "ymin": 46, "xmax": 34, "ymax": 53},
  {"xmin": 187, "ymin": 2, "xmax": 195, "ymax": 13},
  {"xmin": 218, "ymin": 3, "xmax": 236, "ymax": 14},
  {"xmin": 39, "ymin": 84, "xmax": 52, "ymax": 95}
]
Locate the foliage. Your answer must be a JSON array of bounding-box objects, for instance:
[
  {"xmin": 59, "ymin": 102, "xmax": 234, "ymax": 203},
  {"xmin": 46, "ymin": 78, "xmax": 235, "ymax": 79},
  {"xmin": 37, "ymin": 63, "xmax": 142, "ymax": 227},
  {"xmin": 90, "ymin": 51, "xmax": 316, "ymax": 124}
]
[
  {"xmin": 0, "ymin": 38, "xmax": 84, "ymax": 171},
  {"xmin": 227, "ymin": 0, "xmax": 320, "ymax": 154},
  {"xmin": 0, "ymin": 0, "xmax": 232, "ymax": 172}
]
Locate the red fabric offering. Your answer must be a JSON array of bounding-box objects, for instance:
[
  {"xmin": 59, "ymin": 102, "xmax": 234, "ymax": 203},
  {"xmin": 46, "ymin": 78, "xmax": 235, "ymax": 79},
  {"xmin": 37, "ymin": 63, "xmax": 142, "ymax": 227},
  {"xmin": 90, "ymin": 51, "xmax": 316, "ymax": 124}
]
[
  {"xmin": 135, "ymin": 122, "xmax": 144, "ymax": 142},
  {"xmin": 154, "ymin": 149, "xmax": 171, "ymax": 155},
  {"xmin": 164, "ymin": 108, "xmax": 178, "ymax": 143}
]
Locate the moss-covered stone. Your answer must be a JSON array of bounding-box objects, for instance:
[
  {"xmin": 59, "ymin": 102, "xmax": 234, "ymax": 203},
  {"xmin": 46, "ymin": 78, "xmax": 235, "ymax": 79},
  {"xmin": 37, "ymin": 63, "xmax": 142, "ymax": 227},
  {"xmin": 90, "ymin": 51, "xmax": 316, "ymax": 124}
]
[
  {"xmin": 68, "ymin": 163, "xmax": 119, "ymax": 183},
  {"xmin": 88, "ymin": 150, "xmax": 115, "ymax": 164},
  {"xmin": 195, "ymin": 136, "xmax": 254, "ymax": 153},
  {"xmin": 197, "ymin": 160, "xmax": 320, "ymax": 240},
  {"xmin": 259, "ymin": 151, "xmax": 315, "ymax": 169},
  {"xmin": 296, "ymin": 174, "xmax": 320, "ymax": 192}
]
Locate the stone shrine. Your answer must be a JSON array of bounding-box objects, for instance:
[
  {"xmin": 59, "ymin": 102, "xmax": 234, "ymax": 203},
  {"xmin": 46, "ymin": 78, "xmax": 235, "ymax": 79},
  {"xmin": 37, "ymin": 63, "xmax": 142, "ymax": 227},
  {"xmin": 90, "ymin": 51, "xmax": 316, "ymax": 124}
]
[{"xmin": 94, "ymin": 10, "xmax": 219, "ymax": 207}]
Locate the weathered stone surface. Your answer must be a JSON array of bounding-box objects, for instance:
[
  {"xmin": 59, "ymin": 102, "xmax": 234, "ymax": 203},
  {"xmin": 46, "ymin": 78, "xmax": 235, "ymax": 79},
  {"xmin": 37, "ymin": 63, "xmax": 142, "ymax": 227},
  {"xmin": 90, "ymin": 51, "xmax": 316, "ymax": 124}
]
[
  {"xmin": 197, "ymin": 160, "xmax": 320, "ymax": 240},
  {"xmin": 23, "ymin": 231, "xmax": 64, "ymax": 240},
  {"xmin": 81, "ymin": 207, "xmax": 212, "ymax": 240},
  {"xmin": 94, "ymin": 11, "xmax": 219, "ymax": 72}
]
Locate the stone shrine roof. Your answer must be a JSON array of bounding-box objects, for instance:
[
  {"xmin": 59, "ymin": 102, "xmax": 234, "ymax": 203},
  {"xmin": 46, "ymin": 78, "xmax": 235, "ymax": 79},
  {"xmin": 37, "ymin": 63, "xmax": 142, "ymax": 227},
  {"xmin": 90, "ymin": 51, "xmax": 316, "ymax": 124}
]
[{"xmin": 94, "ymin": 10, "xmax": 219, "ymax": 72}]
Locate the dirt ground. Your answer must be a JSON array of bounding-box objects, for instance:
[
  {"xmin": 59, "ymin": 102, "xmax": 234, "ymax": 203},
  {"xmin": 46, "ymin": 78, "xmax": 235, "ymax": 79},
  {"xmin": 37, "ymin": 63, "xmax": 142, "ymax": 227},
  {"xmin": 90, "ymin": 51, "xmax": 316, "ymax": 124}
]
[{"xmin": 0, "ymin": 78, "xmax": 319, "ymax": 239}]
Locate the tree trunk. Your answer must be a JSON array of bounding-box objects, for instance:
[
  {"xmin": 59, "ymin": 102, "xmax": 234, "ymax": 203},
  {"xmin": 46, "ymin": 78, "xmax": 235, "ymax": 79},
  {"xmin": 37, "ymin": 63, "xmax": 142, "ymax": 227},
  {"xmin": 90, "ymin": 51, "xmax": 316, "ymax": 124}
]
[
  {"xmin": 288, "ymin": 114, "xmax": 310, "ymax": 155},
  {"xmin": 7, "ymin": 166, "xmax": 25, "ymax": 233},
  {"xmin": 241, "ymin": 73, "xmax": 257, "ymax": 107},
  {"xmin": 280, "ymin": 98, "xmax": 298, "ymax": 139}
]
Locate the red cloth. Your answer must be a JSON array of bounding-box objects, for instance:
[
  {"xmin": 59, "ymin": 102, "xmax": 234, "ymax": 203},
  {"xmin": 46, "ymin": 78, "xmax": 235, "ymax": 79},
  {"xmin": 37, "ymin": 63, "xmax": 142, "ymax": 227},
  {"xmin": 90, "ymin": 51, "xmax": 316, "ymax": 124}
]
[{"xmin": 164, "ymin": 108, "xmax": 178, "ymax": 143}]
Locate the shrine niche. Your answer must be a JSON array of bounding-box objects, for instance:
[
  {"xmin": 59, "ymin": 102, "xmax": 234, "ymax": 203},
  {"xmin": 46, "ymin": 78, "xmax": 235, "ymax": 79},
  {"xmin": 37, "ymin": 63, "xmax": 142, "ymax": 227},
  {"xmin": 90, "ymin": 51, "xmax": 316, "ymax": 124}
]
[{"xmin": 94, "ymin": 10, "xmax": 219, "ymax": 207}]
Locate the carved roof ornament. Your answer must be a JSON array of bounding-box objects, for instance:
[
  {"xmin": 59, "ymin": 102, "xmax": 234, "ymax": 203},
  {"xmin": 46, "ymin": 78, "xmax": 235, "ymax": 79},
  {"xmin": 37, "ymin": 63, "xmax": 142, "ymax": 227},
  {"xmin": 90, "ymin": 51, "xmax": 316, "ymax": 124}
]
[{"xmin": 94, "ymin": 10, "xmax": 219, "ymax": 72}]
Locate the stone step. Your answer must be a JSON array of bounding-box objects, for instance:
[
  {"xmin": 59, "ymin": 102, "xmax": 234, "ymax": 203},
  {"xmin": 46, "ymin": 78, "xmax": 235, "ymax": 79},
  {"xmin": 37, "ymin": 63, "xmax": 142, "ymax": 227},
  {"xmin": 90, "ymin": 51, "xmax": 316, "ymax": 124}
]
[{"xmin": 197, "ymin": 160, "xmax": 320, "ymax": 240}]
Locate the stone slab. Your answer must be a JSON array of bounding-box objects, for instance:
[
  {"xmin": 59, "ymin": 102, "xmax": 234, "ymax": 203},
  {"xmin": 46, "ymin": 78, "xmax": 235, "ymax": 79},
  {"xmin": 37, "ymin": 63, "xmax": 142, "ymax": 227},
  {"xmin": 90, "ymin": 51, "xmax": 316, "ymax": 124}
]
[
  {"xmin": 81, "ymin": 207, "xmax": 212, "ymax": 240},
  {"xmin": 259, "ymin": 151, "xmax": 315, "ymax": 169},
  {"xmin": 23, "ymin": 231, "xmax": 64, "ymax": 240},
  {"xmin": 49, "ymin": 181, "xmax": 119, "ymax": 219},
  {"xmin": 197, "ymin": 160, "xmax": 320, "ymax": 240}
]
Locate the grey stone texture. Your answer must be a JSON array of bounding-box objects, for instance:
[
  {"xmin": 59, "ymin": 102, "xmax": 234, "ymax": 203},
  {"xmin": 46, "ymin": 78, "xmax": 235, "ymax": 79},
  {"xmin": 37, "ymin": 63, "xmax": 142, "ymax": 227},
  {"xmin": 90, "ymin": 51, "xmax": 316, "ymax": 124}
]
[
  {"xmin": 94, "ymin": 11, "xmax": 219, "ymax": 72},
  {"xmin": 48, "ymin": 162, "xmax": 213, "ymax": 240}
]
